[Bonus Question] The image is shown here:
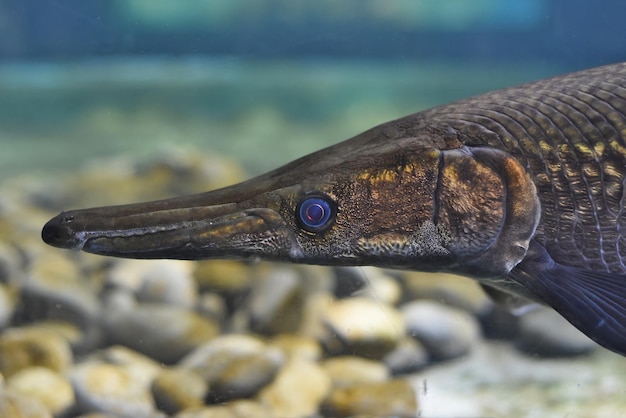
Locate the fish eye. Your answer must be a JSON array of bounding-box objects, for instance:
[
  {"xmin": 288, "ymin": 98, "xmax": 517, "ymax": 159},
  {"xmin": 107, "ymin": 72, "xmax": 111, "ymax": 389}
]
[{"xmin": 296, "ymin": 195, "xmax": 335, "ymax": 233}]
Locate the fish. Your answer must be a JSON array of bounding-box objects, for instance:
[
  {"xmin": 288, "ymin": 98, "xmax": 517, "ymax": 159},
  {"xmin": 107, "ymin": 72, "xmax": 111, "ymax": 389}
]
[{"xmin": 42, "ymin": 62, "xmax": 626, "ymax": 356}]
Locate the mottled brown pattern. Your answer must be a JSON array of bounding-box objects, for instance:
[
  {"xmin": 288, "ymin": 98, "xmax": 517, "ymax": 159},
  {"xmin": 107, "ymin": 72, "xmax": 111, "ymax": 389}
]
[{"xmin": 399, "ymin": 63, "xmax": 626, "ymax": 273}]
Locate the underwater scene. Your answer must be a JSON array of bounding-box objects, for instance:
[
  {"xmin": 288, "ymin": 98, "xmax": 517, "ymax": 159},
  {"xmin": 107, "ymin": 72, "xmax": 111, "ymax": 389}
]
[{"xmin": 3, "ymin": 1, "xmax": 626, "ymax": 417}]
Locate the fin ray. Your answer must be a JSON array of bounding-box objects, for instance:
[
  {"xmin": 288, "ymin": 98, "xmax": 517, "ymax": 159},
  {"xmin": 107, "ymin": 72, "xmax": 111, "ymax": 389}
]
[{"xmin": 510, "ymin": 241, "xmax": 626, "ymax": 355}]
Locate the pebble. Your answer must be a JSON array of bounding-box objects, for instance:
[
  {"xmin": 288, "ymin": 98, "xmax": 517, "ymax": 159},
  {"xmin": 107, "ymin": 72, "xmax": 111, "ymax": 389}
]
[
  {"xmin": 5, "ymin": 366, "xmax": 74, "ymax": 416},
  {"xmin": 247, "ymin": 267, "xmax": 304, "ymax": 334},
  {"xmin": 320, "ymin": 297, "xmax": 404, "ymax": 359},
  {"xmin": 270, "ymin": 334, "xmax": 322, "ymax": 361},
  {"xmin": 401, "ymin": 300, "xmax": 480, "ymax": 361},
  {"xmin": 257, "ymin": 358, "xmax": 331, "ymax": 418},
  {"xmin": 193, "ymin": 260, "xmax": 252, "ymax": 294},
  {"xmin": 383, "ymin": 336, "xmax": 430, "ymax": 375},
  {"xmin": 18, "ymin": 254, "xmax": 100, "ymax": 330},
  {"xmin": 70, "ymin": 362, "xmax": 156, "ymax": 418},
  {"xmin": 151, "ymin": 367, "xmax": 208, "ymax": 415},
  {"xmin": 515, "ymin": 307, "xmax": 598, "ymax": 357},
  {"xmin": 180, "ymin": 334, "xmax": 284, "ymax": 401},
  {"xmin": 320, "ymin": 378, "xmax": 418, "ymax": 418},
  {"xmin": 321, "ymin": 356, "xmax": 389, "ymax": 388},
  {"xmin": 107, "ymin": 259, "xmax": 198, "ymax": 308},
  {"xmin": 102, "ymin": 302, "xmax": 220, "ymax": 364},
  {"xmin": 0, "ymin": 327, "xmax": 73, "ymax": 377},
  {"xmin": 0, "ymin": 284, "xmax": 17, "ymax": 330},
  {"xmin": 89, "ymin": 345, "xmax": 162, "ymax": 388},
  {"xmin": 400, "ymin": 271, "xmax": 492, "ymax": 315},
  {"xmin": 208, "ymin": 347, "xmax": 284, "ymax": 402},
  {"xmin": 346, "ymin": 267, "xmax": 402, "ymax": 305},
  {"xmin": 0, "ymin": 388, "xmax": 52, "ymax": 418},
  {"xmin": 174, "ymin": 400, "xmax": 272, "ymax": 418}
]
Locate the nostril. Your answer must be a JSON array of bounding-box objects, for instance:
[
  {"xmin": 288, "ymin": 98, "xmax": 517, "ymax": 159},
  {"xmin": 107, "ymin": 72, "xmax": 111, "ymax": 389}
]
[{"xmin": 61, "ymin": 215, "xmax": 74, "ymax": 223}]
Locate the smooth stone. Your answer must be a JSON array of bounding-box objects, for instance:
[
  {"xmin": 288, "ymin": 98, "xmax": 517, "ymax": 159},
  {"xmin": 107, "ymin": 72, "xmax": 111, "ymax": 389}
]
[
  {"xmin": 0, "ymin": 242, "xmax": 23, "ymax": 285},
  {"xmin": 402, "ymin": 300, "xmax": 480, "ymax": 361},
  {"xmin": 257, "ymin": 358, "xmax": 331, "ymax": 418},
  {"xmin": 17, "ymin": 254, "xmax": 100, "ymax": 330},
  {"xmin": 180, "ymin": 334, "xmax": 284, "ymax": 402},
  {"xmin": 151, "ymin": 367, "xmax": 208, "ymax": 415},
  {"xmin": 195, "ymin": 293, "xmax": 226, "ymax": 325},
  {"xmin": 321, "ymin": 379, "xmax": 418, "ymax": 418},
  {"xmin": 270, "ymin": 334, "xmax": 322, "ymax": 361},
  {"xmin": 515, "ymin": 308, "xmax": 597, "ymax": 357},
  {"xmin": 0, "ymin": 389, "xmax": 52, "ymax": 418},
  {"xmin": 107, "ymin": 259, "xmax": 197, "ymax": 308},
  {"xmin": 357, "ymin": 268, "xmax": 403, "ymax": 305},
  {"xmin": 6, "ymin": 366, "xmax": 74, "ymax": 416},
  {"xmin": 180, "ymin": 334, "xmax": 266, "ymax": 374},
  {"xmin": 333, "ymin": 266, "xmax": 369, "ymax": 298},
  {"xmin": 23, "ymin": 320, "xmax": 93, "ymax": 355},
  {"xmin": 321, "ymin": 297, "xmax": 404, "ymax": 359},
  {"xmin": 71, "ymin": 362, "xmax": 156, "ymax": 418},
  {"xmin": 383, "ymin": 336, "xmax": 430, "ymax": 375},
  {"xmin": 0, "ymin": 327, "xmax": 72, "ymax": 377},
  {"xmin": 193, "ymin": 260, "xmax": 252, "ymax": 294},
  {"xmin": 321, "ymin": 356, "xmax": 389, "ymax": 388},
  {"xmin": 0, "ymin": 283, "xmax": 17, "ymax": 329},
  {"xmin": 208, "ymin": 347, "xmax": 284, "ymax": 402},
  {"xmin": 400, "ymin": 271, "xmax": 492, "ymax": 315},
  {"xmin": 103, "ymin": 302, "xmax": 220, "ymax": 364},
  {"xmin": 174, "ymin": 400, "xmax": 272, "ymax": 418},
  {"xmin": 247, "ymin": 267, "xmax": 305, "ymax": 334},
  {"xmin": 88, "ymin": 346, "xmax": 162, "ymax": 388}
]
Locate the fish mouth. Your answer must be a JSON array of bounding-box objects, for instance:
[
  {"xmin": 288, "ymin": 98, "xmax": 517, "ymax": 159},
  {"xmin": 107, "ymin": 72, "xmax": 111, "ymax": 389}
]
[{"xmin": 41, "ymin": 190, "xmax": 303, "ymax": 260}]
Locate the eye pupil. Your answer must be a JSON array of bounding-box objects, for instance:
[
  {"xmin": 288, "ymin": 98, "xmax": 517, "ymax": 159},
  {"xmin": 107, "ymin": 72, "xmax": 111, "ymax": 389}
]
[
  {"xmin": 297, "ymin": 196, "xmax": 334, "ymax": 232},
  {"xmin": 305, "ymin": 204, "xmax": 325, "ymax": 223}
]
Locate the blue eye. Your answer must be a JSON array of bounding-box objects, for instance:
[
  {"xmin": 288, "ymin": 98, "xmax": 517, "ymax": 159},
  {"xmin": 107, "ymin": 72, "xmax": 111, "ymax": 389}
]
[{"xmin": 297, "ymin": 195, "xmax": 335, "ymax": 232}]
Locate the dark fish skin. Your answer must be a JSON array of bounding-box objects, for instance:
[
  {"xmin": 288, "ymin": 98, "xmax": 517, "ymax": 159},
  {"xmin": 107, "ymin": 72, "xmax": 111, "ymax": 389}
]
[{"xmin": 42, "ymin": 63, "xmax": 626, "ymax": 356}]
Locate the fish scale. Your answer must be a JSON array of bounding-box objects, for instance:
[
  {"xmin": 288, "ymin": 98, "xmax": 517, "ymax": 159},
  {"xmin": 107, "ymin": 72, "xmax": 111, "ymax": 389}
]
[{"xmin": 42, "ymin": 62, "xmax": 626, "ymax": 356}]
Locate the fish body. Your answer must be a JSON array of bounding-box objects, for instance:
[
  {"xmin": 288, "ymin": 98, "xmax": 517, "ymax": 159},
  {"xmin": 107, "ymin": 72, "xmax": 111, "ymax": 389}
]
[{"xmin": 42, "ymin": 63, "xmax": 626, "ymax": 356}]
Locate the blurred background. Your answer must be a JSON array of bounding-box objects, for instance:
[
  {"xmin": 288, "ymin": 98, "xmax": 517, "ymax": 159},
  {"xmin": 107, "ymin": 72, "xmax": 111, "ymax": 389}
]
[{"xmin": 2, "ymin": 0, "xmax": 626, "ymax": 179}]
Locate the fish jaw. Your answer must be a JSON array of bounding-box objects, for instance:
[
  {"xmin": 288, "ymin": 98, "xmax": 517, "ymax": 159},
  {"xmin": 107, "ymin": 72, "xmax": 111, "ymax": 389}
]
[{"xmin": 41, "ymin": 185, "xmax": 305, "ymax": 261}]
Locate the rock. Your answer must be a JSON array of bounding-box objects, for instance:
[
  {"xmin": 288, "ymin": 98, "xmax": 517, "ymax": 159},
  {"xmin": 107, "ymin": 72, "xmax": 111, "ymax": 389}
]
[
  {"xmin": 270, "ymin": 334, "xmax": 322, "ymax": 361},
  {"xmin": 208, "ymin": 347, "xmax": 284, "ymax": 402},
  {"xmin": 515, "ymin": 308, "xmax": 597, "ymax": 357},
  {"xmin": 195, "ymin": 292, "xmax": 226, "ymax": 325},
  {"xmin": 0, "ymin": 284, "xmax": 18, "ymax": 329},
  {"xmin": 107, "ymin": 259, "xmax": 197, "ymax": 308},
  {"xmin": 247, "ymin": 267, "xmax": 305, "ymax": 334},
  {"xmin": 193, "ymin": 260, "xmax": 252, "ymax": 298},
  {"xmin": 17, "ymin": 254, "xmax": 100, "ymax": 332},
  {"xmin": 383, "ymin": 336, "xmax": 429, "ymax": 375},
  {"xmin": 257, "ymin": 358, "xmax": 331, "ymax": 418},
  {"xmin": 0, "ymin": 242, "xmax": 23, "ymax": 285},
  {"xmin": 401, "ymin": 300, "xmax": 480, "ymax": 361},
  {"xmin": 321, "ymin": 356, "xmax": 389, "ymax": 388},
  {"xmin": 102, "ymin": 302, "xmax": 220, "ymax": 364},
  {"xmin": 89, "ymin": 346, "xmax": 162, "ymax": 388},
  {"xmin": 174, "ymin": 400, "xmax": 272, "ymax": 418},
  {"xmin": 70, "ymin": 362, "xmax": 156, "ymax": 418},
  {"xmin": 400, "ymin": 271, "xmax": 492, "ymax": 315},
  {"xmin": 320, "ymin": 297, "xmax": 404, "ymax": 359},
  {"xmin": 6, "ymin": 366, "xmax": 74, "ymax": 416},
  {"xmin": 321, "ymin": 379, "xmax": 418, "ymax": 418},
  {"xmin": 151, "ymin": 367, "xmax": 208, "ymax": 415},
  {"xmin": 0, "ymin": 388, "xmax": 52, "ymax": 418},
  {"xmin": 180, "ymin": 334, "xmax": 266, "ymax": 372},
  {"xmin": 0, "ymin": 327, "xmax": 72, "ymax": 377},
  {"xmin": 180, "ymin": 334, "xmax": 284, "ymax": 402},
  {"xmin": 355, "ymin": 267, "xmax": 403, "ymax": 305}
]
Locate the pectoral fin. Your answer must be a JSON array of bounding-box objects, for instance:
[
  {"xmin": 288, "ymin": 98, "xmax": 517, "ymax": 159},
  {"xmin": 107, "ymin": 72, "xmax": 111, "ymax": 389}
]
[{"xmin": 510, "ymin": 241, "xmax": 626, "ymax": 356}]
